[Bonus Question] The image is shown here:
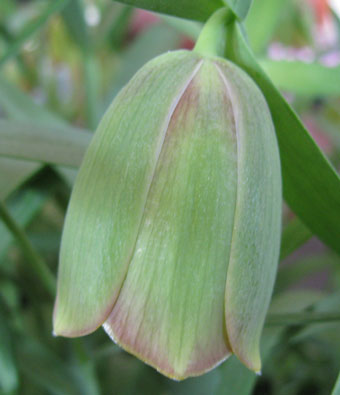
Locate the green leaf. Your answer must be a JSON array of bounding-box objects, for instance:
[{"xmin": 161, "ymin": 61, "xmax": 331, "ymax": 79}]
[
  {"xmin": 0, "ymin": 187, "xmax": 48, "ymax": 258},
  {"xmin": 280, "ymin": 217, "xmax": 313, "ymax": 260},
  {"xmin": 332, "ymin": 371, "xmax": 340, "ymax": 395},
  {"xmin": 224, "ymin": 0, "xmax": 253, "ymax": 20},
  {"xmin": 61, "ymin": 0, "xmax": 90, "ymax": 51},
  {"xmin": 0, "ymin": 306, "xmax": 18, "ymax": 394},
  {"xmin": 0, "ymin": 119, "xmax": 91, "ymax": 168},
  {"xmin": 161, "ymin": 15, "xmax": 202, "ymax": 40},
  {"xmin": 61, "ymin": 0, "xmax": 100, "ymax": 129},
  {"xmin": 0, "ymin": 0, "xmax": 70, "ymax": 66},
  {"xmin": 17, "ymin": 340, "xmax": 79, "ymax": 395},
  {"xmin": 225, "ymin": 22, "xmax": 340, "ymax": 255},
  {"xmin": 0, "ymin": 74, "xmax": 67, "ymax": 127},
  {"xmin": 275, "ymin": 254, "xmax": 338, "ymax": 295},
  {"xmin": 260, "ymin": 60, "xmax": 340, "ymax": 96},
  {"xmin": 0, "ymin": 158, "xmax": 41, "ymax": 200},
  {"xmin": 245, "ymin": 0, "xmax": 285, "ymax": 54},
  {"xmin": 113, "ymin": 0, "xmax": 225, "ymax": 22},
  {"xmin": 0, "ymin": 74, "xmax": 80, "ymax": 189},
  {"xmin": 104, "ymin": 23, "xmax": 182, "ymax": 109}
]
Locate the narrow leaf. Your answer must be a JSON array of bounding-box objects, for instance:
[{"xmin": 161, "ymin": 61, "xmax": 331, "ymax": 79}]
[
  {"xmin": 113, "ymin": 0, "xmax": 225, "ymax": 22},
  {"xmin": 0, "ymin": 187, "xmax": 49, "ymax": 258},
  {"xmin": 260, "ymin": 60, "xmax": 340, "ymax": 96},
  {"xmin": 0, "ymin": 119, "xmax": 91, "ymax": 168},
  {"xmin": 332, "ymin": 371, "xmax": 340, "ymax": 395},
  {"xmin": 224, "ymin": 0, "xmax": 253, "ymax": 20},
  {"xmin": 280, "ymin": 217, "xmax": 313, "ymax": 260},
  {"xmin": 0, "ymin": 158, "xmax": 41, "ymax": 200},
  {"xmin": 225, "ymin": 22, "xmax": 340, "ymax": 255},
  {"xmin": 0, "ymin": 307, "xmax": 18, "ymax": 394},
  {"xmin": 245, "ymin": 0, "xmax": 285, "ymax": 54},
  {"xmin": 104, "ymin": 23, "xmax": 182, "ymax": 108},
  {"xmin": 0, "ymin": 0, "xmax": 70, "ymax": 66}
]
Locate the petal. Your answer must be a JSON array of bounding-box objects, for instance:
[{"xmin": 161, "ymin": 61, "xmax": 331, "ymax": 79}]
[
  {"xmin": 215, "ymin": 59, "xmax": 282, "ymax": 373},
  {"xmin": 103, "ymin": 60, "xmax": 237, "ymax": 380},
  {"xmin": 53, "ymin": 51, "xmax": 202, "ymax": 336}
]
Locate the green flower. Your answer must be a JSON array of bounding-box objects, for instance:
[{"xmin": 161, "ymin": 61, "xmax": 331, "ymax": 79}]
[{"xmin": 53, "ymin": 50, "xmax": 282, "ymax": 380}]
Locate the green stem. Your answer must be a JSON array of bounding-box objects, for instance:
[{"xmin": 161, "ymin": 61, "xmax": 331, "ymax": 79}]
[
  {"xmin": 194, "ymin": 7, "xmax": 234, "ymax": 57},
  {"xmin": 0, "ymin": 201, "xmax": 56, "ymax": 297},
  {"xmin": 266, "ymin": 311, "xmax": 340, "ymax": 326}
]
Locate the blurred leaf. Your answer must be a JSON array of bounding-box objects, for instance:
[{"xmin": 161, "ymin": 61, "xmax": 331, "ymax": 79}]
[
  {"xmin": 113, "ymin": 0, "xmax": 225, "ymax": 22},
  {"xmin": 0, "ymin": 75, "xmax": 79, "ymax": 188},
  {"xmin": 61, "ymin": 0, "xmax": 100, "ymax": 129},
  {"xmin": 0, "ymin": 119, "xmax": 91, "ymax": 168},
  {"xmin": 260, "ymin": 60, "xmax": 340, "ymax": 96},
  {"xmin": 0, "ymin": 0, "xmax": 71, "ymax": 66},
  {"xmin": 83, "ymin": 53, "xmax": 100, "ymax": 129},
  {"xmin": 95, "ymin": 3, "xmax": 133, "ymax": 49},
  {"xmin": 61, "ymin": 0, "xmax": 89, "ymax": 51},
  {"xmin": 280, "ymin": 217, "xmax": 313, "ymax": 260},
  {"xmin": 0, "ymin": 187, "xmax": 48, "ymax": 258},
  {"xmin": 162, "ymin": 15, "xmax": 202, "ymax": 40},
  {"xmin": 214, "ymin": 356, "xmax": 256, "ymax": 395},
  {"xmin": 275, "ymin": 254, "xmax": 338, "ymax": 295},
  {"xmin": 104, "ymin": 23, "xmax": 181, "ymax": 109},
  {"xmin": 245, "ymin": 0, "xmax": 285, "ymax": 54},
  {"xmin": 270, "ymin": 290, "xmax": 325, "ymax": 314},
  {"xmin": 0, "ymin": 305, "xmax": 18, "ymax": 394},
  {"xmin": 0, "ymin": 199, "xmax": 56, "ymax": 296},
  {"xmin": 225, "ymin": 22, "xmax": 340, "ymax": 255},
  {"xmin": 17, "ymin": 339, "xmax": 79, "ymax": 395},
  {"xmin": 0, "ymin": 74, "xmax": 67, "ymax": 127},
  {"xmin": 289, "ymin": 291, "xmax": 340, "ymax": 342},
  {"xmin": 332, "ymin": 371, "xmax": 340, "ymax": 395},
  {"xmin": 224, "ymin": 0, "xmax": 253, "ymax": 20},
  {"xmin": 0, "ymin": 158, "xmax": 41, "ymax": 200},
  {"xmin": 70, "ymin": 340, "xmax": 100, "ymax": 395}
]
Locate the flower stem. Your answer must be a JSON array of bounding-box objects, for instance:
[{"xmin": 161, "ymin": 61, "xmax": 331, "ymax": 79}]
[
  {"xmin": 0, "ymin": 200, "xmax": 56, "ymax": 297},
  {"xmin": 194, "ymin": 7, "xmax": 235, "ymax": 57},
  {"xmin": 266, "ymin": 311, "xmax": 340, "ymax": 326}
]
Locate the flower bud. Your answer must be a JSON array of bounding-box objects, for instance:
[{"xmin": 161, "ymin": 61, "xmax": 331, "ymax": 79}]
[{"xmin": 53, "ymin": 50, "xmax": 281, "ymax": 380}]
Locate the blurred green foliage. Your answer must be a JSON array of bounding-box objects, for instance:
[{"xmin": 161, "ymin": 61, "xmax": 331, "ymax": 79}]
[{"xmin": 1, "ymin": 0, "xmax": 340, "ymax": 394}]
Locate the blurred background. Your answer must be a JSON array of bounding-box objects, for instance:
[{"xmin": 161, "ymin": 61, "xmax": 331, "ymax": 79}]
[{"xmin": 0, "ymin": 0, "xmax": 340, "ymax": 394}]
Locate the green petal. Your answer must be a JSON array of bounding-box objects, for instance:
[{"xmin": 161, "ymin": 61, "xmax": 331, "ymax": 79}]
[
  {"xmin": 53, "ymin": 50, "xmax": 201, "ymax": 336},
  {"xmin": 103, "ymin": 60, "xmax": 237, "ymax": 379},
  {"xmin": 215, "ymin": 59, "xmax": 282, "ymax": 373}
]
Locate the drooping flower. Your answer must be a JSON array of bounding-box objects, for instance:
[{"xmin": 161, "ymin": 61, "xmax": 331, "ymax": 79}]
[{"xmin": 53, "ymin": 50, "xmax": 281, "ymax": 380}]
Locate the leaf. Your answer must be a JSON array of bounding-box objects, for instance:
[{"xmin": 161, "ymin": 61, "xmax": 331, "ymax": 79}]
[
  {"xmin": 0, "ymin": 157, "xmax": 41, "ymax": 200},
  {"xmin": 17, "ymin": 339, "xmax": 79, "ymax": 395},
  {"xmin": 0, "ymin": 306, "xmax": 18, "ymax": 394},
  {"xmin": 280, "ymin": 217, "xmax": 313, "ymax": 260},
  {"xmin": 225, "ymin": 22, "xmax": 340, "ymax": 255},
  {"xmin": 260, "ymin": 60, "xmax": 340, "ymax": 96},
  {"xmin": 275, "ymin": 254, "xmax": 339, "ymax": 295},
  {"xmin": 332, "ymin": 371, "xmax": 340, "ymax": 395},
  {"xmin": 61, "ymin": 0, "xmax": 90, "ymax": 51},
  {"xmin": 0, "ymin": 0, "xmax": 71, "ymax": 66},
  {"xmin": 245, "ymin": 0, "xmax": 285, "ymax": 54},
  {"xmin": 0, "ymin": 74, "xmax": 80, "ymax": 189},
  {"xmin": 104, "ymin": 23, "xmax": 182, "ymax": 109},
  {"xmin": 0, "ymin": 119, "xmax": 91, "ymax": 168},
  {"xmin": 61, "ymin": 0, "xmax": 100, "ymax": 129},
  {"xmin": 113, "ymin": 0, "xmax": 225, "ymax": 22},
  {"xmin": 224, "ymin": 0, "xmax": 253, "ymax": 20},
  {"xmin": 0, "ymin": 188, "xmax": 48, "ymax": 259},
  {"xmin": 161, "ymin": 15, "xmax": 202, "ymax": 40},
  {"xmin": 0, "ymin": 74, "xmax": 67, "ymax": 127}
]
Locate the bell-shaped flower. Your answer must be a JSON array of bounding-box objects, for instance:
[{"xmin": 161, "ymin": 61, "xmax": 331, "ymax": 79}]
[{"xmin": 53, "ymin": 50, "xmax": 282, "ymax": 380}]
